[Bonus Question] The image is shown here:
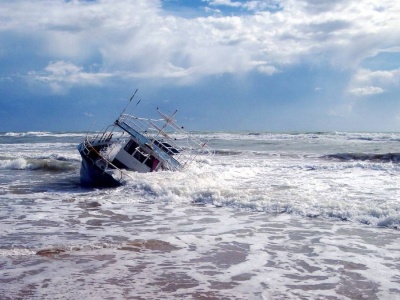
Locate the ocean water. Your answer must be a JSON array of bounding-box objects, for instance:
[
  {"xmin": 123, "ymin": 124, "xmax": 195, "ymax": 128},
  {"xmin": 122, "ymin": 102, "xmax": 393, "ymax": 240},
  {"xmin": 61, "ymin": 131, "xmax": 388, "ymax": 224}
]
[{"xmin": 0, "ymin": 131, "xmax": 399, "ymax": 299}]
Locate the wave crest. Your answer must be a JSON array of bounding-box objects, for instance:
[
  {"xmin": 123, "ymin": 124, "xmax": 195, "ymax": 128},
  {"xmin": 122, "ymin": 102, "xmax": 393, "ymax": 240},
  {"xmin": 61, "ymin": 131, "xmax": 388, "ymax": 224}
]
[{"xmin": 0, "ymin": 158, "xmax": 76, "ymax": 172}]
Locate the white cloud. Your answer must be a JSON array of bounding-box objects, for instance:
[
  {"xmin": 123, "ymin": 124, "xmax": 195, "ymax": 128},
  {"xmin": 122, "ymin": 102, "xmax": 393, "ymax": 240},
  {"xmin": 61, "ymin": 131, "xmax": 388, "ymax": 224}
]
[
  {"xmin": 348, "ymin": 68, "xmax": 400, "ymax": 97},
  {"xmin": 1, "ymin": 0, "xmax": 400, "ymax": 90},
  {"xmin": 28, "ymin": 61, "xmax": 112, "ymax": 94},
  {"xmin": 206, "ymin": 0, "xmax": 281, "ymax": 11},
  {"xmin": 353, "ymin": 69, "xmax": 397, "ymax": 85},
  {"xmin": 257, "ymin": 64, "xmax": 278, "ymax": 75},
  {"xmin": 0, "ymin": 76, "xmax": 13, "ymax": 82},
  {"xmin": 207, "ymin": 0, "xmax": 242, "ymax": 8},
  {"xmin": 84, "ymin": 112, "xmax": 94, "ymax": 118},
  {"xmin": 349, "ymin": 86, "xmax": 384, "ymax": 96}
]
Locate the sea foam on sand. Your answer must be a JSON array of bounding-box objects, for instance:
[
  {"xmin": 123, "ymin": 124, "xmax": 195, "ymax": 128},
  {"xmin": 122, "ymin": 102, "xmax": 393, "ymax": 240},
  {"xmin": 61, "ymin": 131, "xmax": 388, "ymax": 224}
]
[{"xmin": 1, "ymin": 201, "xmax": 399, "ymax": 299}]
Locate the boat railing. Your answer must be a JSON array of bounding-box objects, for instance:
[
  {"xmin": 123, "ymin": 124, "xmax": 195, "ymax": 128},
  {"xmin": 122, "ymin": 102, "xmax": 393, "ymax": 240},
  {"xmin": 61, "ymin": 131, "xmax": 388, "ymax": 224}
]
[
  {"xmin": 81, "ymin": 135, "xmax": 124, "ymax": 183},
  {"xmin": 117, "ymin": 113, "xmax": 212, "ymax": 169}
]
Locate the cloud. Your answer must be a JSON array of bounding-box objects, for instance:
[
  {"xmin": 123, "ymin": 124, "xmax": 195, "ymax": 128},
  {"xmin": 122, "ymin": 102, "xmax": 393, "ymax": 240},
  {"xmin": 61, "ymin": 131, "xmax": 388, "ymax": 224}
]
[
  {"xmin": 349, "ymin": 86, "xmax": 384, "ymax": 96},
  {"xmin": 256, "ymin": 64, "xmax": 279, "ymax": 75},
  {"xmin": 206, "ymin": 0, "xmax": 281, "ymax": 12},
  {"xmin": 207, "ymin": 0, "xmax": 242, "ymax": 8},
  {"xmin": 353, "ymin": 68, "xmax": 397, "ymax": 85},
  {"xmin": 1, "ymin": 0, "xmax": 400, "ymax": 92},
  {"xmin": 27, "ymin": 61, "xmax": 112, "ymax": 94},
  {"xmin": 348, "ymin": 68, "xmax": 400, "ymax": 96},
  {"xmin": 0, "ymin": 76, "xmax": 13, "ymax": 83},
  {"xmin": 84, "ymin": 112, "xmax": 94, "ymax": 118}
]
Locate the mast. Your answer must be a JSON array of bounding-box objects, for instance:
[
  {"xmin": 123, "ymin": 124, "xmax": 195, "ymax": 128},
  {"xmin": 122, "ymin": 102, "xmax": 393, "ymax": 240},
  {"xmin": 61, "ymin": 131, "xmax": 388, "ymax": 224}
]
[{"xmin": 117, "ymin": 89, "xmax": 139, "ymax": 122}]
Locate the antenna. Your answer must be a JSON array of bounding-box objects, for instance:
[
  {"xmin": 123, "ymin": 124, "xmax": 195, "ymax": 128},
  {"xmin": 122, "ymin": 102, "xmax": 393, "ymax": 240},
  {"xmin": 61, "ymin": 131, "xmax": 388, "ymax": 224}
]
[{"xmin": 117, "ymin": 89, "xmax": 138, "ymax": 121}]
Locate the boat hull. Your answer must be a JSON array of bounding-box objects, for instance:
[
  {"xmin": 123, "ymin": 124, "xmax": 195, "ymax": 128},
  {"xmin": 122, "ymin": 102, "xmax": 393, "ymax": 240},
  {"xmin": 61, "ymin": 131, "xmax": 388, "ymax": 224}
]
[{"xmin": 79, "ymin": 153, "xmax": 121, "ymax": 187}]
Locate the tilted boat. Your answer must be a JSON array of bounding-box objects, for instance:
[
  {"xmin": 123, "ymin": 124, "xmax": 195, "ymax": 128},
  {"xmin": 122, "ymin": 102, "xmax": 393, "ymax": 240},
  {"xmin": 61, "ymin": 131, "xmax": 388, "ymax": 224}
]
[{"xmin": 77, "ymin": 93, "xmax": 211, "ymax": 187}]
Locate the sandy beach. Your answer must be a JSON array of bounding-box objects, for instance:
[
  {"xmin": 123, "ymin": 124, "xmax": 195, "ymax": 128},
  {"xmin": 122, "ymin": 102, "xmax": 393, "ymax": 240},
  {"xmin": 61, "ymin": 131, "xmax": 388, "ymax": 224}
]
[{"xmin": 1, "ymin": 200, "xmax": 399, "ymax": 299}]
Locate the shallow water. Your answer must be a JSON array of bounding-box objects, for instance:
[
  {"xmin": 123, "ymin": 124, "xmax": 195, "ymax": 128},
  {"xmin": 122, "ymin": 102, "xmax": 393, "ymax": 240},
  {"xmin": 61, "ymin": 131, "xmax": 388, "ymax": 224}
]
[
  {"xmin": 0, "ymin": 131, "xmax": 400, "ymax": 299},
  {"xmin": 1, "ymin": 201, "xmax": 399, "ymax": 299}
]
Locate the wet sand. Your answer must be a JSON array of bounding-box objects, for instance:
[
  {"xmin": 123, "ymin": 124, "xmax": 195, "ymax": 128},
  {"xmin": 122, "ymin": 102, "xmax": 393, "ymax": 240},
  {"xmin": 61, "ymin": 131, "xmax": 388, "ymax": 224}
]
[{"xmin": 1, "ymin": 201, "xmax": 399, "ymax": 299}]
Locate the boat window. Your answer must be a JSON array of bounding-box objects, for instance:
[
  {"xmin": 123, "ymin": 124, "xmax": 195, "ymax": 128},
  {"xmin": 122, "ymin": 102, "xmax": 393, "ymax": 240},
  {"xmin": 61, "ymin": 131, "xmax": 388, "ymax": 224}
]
[
  {"xmin": 133, "ymin": 150, "xmax": 146, "ymax": 163},
  {"xmin": 153, "ymin": 140, "xmax": 179, "ymax": 155},
  {"xmin": 124, "ymin": 139, "xmax": 139, "ymax": 155},
  {"xmin": 145, "ymin": 155, "xmax": 154, "ymax": 168}
]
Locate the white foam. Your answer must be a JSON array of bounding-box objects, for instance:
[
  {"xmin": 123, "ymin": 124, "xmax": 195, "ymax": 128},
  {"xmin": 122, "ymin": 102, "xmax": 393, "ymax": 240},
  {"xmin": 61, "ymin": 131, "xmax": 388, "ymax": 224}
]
[
  {"xmin": 1, "ymin": 131, "xmax": 85, "ymax": 138},
  {"xmin": 0, "ymin": 157, "xmax": 77, "ymax": 171},
  {"xmin": 0, "ymin": 158, "xmax": 29, "ymax": 170},
  {"xmin": 0, "ymin": 248, "xmax": 36, "ymax": 256},
  {"xmin": 108, "ymin": 153, "xmax": 400, "ymax": 228}
]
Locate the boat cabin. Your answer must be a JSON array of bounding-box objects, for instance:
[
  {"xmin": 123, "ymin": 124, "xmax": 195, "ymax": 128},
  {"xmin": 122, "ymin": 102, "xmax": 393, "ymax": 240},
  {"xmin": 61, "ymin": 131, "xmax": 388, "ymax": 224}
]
[{"xmin": 111, "ymin": 138, "xmax": 160, "ymax": 173}]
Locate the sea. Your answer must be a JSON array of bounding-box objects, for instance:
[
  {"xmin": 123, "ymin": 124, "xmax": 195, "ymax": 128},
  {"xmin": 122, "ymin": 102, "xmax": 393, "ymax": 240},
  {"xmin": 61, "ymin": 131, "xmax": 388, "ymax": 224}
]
[{"xmin": 0, "ymin": 131, "xmax": 399, "ymax": 299}]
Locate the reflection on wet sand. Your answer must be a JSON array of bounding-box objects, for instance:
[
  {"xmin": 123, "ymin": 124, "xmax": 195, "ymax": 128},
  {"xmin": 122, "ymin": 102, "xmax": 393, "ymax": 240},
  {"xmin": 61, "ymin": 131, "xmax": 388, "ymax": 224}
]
[{"xmin": 1, "ymin": 200, "xmax": 399, "ymax": 299}]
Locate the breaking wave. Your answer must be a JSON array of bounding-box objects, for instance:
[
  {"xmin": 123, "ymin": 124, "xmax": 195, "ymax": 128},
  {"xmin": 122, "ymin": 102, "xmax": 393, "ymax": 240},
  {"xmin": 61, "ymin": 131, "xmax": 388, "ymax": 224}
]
[
  {"xmin": 108, "ymin": 163, "xmax": 400, "ymax": 230},
  {"xmin": 1, "ymin": 131, "xmax": 85, "ymax": 138},
  {"xmin": 0, "ymin": 158, "xmax": 76, "ymax": 172},
  {"xmin": 3, "ymin": 131, "xmax": 53, "ymax": 137}
]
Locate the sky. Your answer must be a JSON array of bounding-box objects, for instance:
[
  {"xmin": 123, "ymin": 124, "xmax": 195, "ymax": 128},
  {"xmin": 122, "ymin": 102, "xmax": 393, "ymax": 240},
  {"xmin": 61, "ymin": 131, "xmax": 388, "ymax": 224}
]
[{"xmin": 1, "ymin": 0, "xmax": 400, "ymax": 132}]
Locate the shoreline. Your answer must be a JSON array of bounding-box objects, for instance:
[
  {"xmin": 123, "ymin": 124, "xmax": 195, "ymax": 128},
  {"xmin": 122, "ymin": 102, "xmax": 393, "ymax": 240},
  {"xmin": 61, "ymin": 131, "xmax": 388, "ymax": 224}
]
[{"xmin": 1, "ymin": 202, "xmax": 399, "ymax": 299}]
